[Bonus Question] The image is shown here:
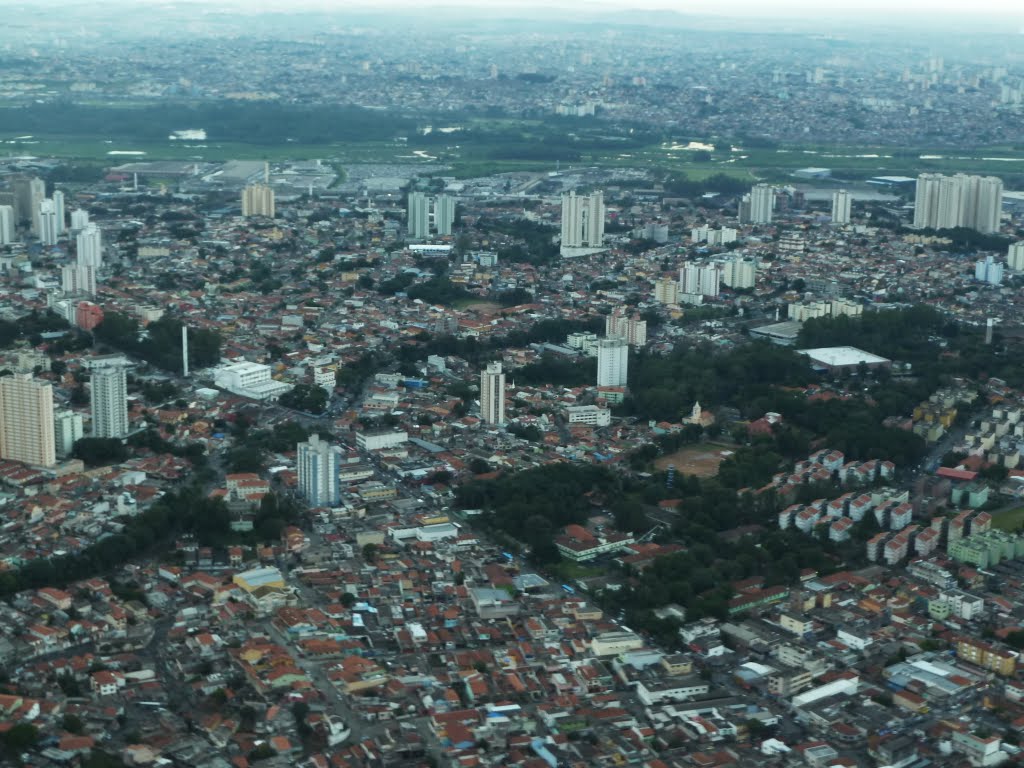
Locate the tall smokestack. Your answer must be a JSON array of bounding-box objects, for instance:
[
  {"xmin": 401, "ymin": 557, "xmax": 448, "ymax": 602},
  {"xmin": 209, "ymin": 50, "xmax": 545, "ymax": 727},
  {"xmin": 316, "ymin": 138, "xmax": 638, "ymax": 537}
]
[{"xmin": 182, "ymin": 325, "xmax": 189, "ymax": 376}]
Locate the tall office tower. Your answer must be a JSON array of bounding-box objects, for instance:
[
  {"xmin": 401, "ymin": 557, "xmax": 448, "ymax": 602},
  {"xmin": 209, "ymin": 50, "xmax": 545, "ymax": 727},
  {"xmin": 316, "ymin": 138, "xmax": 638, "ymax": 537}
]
[
  {"xmin": 61, "ymin": 264, "xmax": 97, "ymax": 297},
  {"xmin": 241, "ymin": 183, "xmax": 275, "ymax": 218},
  {"xmin": 560, "ymin": 190, "xmax": 605, "ymax": 248},
  {"xmin": 831, "ymin": 190, "xmax": 852, "ymax": 224},
  {"xmin": 433, "ymin": 194, "xmax": 456, "ymax": 236},
  {"xmin": 597, "ymin": 338, "xmax": 629, "ymax": 388},
  {"xmin": 605, "ymin": 309, "xmax": 647, "ymax": 347},
  {"xmin": 479, "ymin": 361, "xmax": 506, "ymax": 425},
  {"xmin": 914, "ymin": 173, "xmax": 1003, "ymax": 233},
  {"xmin": 654, "ymin": 277, "xmax": 679, "ymax": 305},
  {"xmin": 76, "ymin": 224, "xmax": 103, "ymax": 268},
  {"xmin": 407, "ymin": 191, "xmax": 430, "ymax": 238},
  {"xmin": 89, "ymin": 355, "xmax": 130, "ymax": 438},
  {"xmin": 297, "ymin": 434, "xmax": 343, "ymax": 507},
  {"xmin": 38, "ymin": 199, "xmax": 59, "ymax": 245},
  {"xmin": 52, "ymin": 190, "xmax": 65, "ymax": 236},
  {"xmin": 0, "ymin": 374, "xmax": 56, "ymax": 467},
  {"xmin": 0, "ymin": 205, "xmax": 14, "ymax": 245},
  {"xmin": 749, "ymin": 183, "xmax": 774, "ymax": 224},
  {"xmin": 975, "ymin": 255, "xmax": 1004, "ymax": 286},
  {"xmin": 70, "ymin": 209, "xmax": 90, "ymax": 231},
  {"xmin": 1008, "ymin": 242, "xmax": 1024, "ymax": 271},
  {"xmin": 722, "ymin": 257, "xmax": 757, "ymax": 289},
  {"xmin": 54, "ymin": 410, "xmax": 84, "ymax": 458}
]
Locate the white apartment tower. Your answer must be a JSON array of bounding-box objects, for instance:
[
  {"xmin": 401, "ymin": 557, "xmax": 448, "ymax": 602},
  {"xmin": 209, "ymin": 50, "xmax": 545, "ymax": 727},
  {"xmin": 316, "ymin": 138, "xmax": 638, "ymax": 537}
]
[
  {"xmin": 434, "ymin": 194, "xmax": 456, "ymax": 236},
  {"xmin": 297, "ymin": 434, "xmax": 343, "ymax": 507},
  {"xmin": 19, "ymin": 177, "xmax": 45, "ymax": 236},
  {"xmin": 407, "ymin": 191, "xmax": 430, "ymax": 239},
  {"xmin": 749, "ymin": 184, "xmax": 774, "ymax": 224},
  {"xmin": 61, "ymin": 264, "xmax": 97, "ymax": 297},
  {"xmin": 241, "ymin": 183, "xmax": 275, "ymax": 218},
  {"xmin": 831, "ymin": 190, "xmax": 852, "ymax": 225},
  {"xmin": 722, "ymin": 258, "xmax": 757, "ymax": 289},
  {"xmin": 605, "ymin": 309, "xmax": 647, "ymax": 347},
  {"xmin": 1008, "ymin": 242, "xmax": 1024, "ymax": 271},
  {"xmin": 0, "ymin": 374, "xmax": 56, "ymax": 467},
  {"xmin": 52, "ymin": 190, "xmax": 65, "ymax": 236},
  {"xmin": 914, "ymin": 173, "xmax": 1003, "ymax": 234},
  {"xmin": 54, "ymin": 410, "xmax": 84, "ymax": 458},
  {"xmin": 89, "ymin": 355, "xmax": 130, "ymax": 438},
  {"xmin": 479, "ymin": 361, "xmax": 506, "ymax": 425},
  {"xmin": 560, "ymin": 190, "xmax": 605, "ymax": 248},
  {"xmin": 70, "ymin": 209, "xmax": 90, "ymax": 231},
  {"xmin": 0, "ymin": 205, "xmax": 14, "ymax": 245},
  {"xmin": 680, "ymin": 262, "xmax": 722, "ymax": 296},
  {"xmin": 76, "ymin": 224, "xmax": 103, "ymax": 268},
  {"xmin": 38, "ymin": 199, "xmax": 59, "ymax": 246},
  {"xmin": 597, "ymin": 338, "xmax": 629, "ymax": 388}
]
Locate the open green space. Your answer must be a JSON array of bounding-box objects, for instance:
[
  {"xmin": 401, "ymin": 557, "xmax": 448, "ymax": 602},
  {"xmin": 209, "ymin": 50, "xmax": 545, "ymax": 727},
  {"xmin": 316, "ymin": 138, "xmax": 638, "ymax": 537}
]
[{"xmin": 992, "ymin": 506, "xmax": 1024, "ymax": 532}]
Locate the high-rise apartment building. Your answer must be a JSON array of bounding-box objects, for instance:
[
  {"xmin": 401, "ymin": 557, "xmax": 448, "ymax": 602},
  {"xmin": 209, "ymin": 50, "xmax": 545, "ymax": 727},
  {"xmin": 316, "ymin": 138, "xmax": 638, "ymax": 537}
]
[
  {"xmin": 605, "ymin": 309, "xmax": 647, "ymax": 347},
  {"xmin": 0, "ymin": 374, "xmax": 56, "ymax": 467},
  {"xmin": 680, "ymin": 262, "xmax": 722, "ymax": 296},
  {"xmin": 975, "ymin": 255, "xmax": 1004, "ymax": 286},
  {"xmin": 597, "ymin": 338, "xmax": 629, "ymax": 388},
  {"xmin": 434, "ymin": 194, "xmax": 456, "ymax": 236},
  {"xmin": 560, "ymin": 190, "xmax": 605, "ymax": 248},
  {"xmin": 14, "ymin": 177, "xmax": 45, "ymax": 234},
  {"xmin": 52, "ymin": 189, "xmax": 65, "ymax": 237},
  {"xmin": 38, "ymin": 199, "xmax": 59, "ymax": 246},
  {"xmin": 54, "ymin": 410, "xmax": 84, "ymax": 458},
  {"xmin": 1008, "ymin": 242, "xmax": 1024, "ymax": 271},
  {"xmin": 749, "ymin": 184, "xmax": 775, "ymax": 224},
  {"xmin": 722, "ymin": 257, "xmax": 757, "ymax": 289},
  {"xmin": 0, "ymin": 205, "xmax": 14, "ymax": 245},
  {"xmin": 241, "ymin": 183, "xmax": 275, "ymax": 218},
  {"xmin": 407, "ymin": 191, "xmax": 430, "ymax": 238},
  {"xmin": 70, "ymin": 209, "xmax": 90, "ymax": 231},
  {"xmin": 89, "ymin": 355, "xmax": 130, "ymax": 438},
  {"xmin": 914, "ymin": 173, "xmax": 1003, "ymax": 233},
  {"xmin": 61, "ymin": 264, "xmax": 97, "ymax": 297},
  {"xmin": 479, "ymin": 362, "xmax": 506, "ymax": 425},
  {"xmin": 297, "ymin": 434, "xmax": 342, "ymax": 507},
  {"xmin": 76, "ymin": 224, "xmax": 103, "ymax": 268},
  {"xmin": 654, "ymin": 278, "xmax": 679, "ymax": 305},
  {"xmin": 831, "ymin": 190, "xmax": 852, "ymax": 225}
]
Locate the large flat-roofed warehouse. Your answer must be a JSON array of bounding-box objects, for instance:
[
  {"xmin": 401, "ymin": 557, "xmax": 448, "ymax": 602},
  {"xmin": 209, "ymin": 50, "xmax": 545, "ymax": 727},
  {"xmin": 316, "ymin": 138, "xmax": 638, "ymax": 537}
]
[{"xmin": 798, "ymin": 346, "xmax": 890, "ymax": 374}]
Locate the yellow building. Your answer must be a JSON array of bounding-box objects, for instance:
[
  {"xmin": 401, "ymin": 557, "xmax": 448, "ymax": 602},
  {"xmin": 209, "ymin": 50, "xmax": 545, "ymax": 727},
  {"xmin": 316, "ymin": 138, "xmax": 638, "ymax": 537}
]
[
  {"xmin": 233, "ymin": 566, "xmax": 286, "ymax": 593},
  {"xmin": 0, "ymin": 374, "xmax": 56, "ymax": 467},
  {"xmin": 956, "ymin": 638, "xmax": 1017, "ymax": 676}
]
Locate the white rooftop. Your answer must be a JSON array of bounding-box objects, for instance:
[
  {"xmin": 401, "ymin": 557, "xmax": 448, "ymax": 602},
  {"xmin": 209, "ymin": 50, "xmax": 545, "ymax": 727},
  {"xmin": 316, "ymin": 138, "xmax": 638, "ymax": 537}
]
[{"xmin": 798, "ymin": 346, "xmax": 890, "ymax": 367}]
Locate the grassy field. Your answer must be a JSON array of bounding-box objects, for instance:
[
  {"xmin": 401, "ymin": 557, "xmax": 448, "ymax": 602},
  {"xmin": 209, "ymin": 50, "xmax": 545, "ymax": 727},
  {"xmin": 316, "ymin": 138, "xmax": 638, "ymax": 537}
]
[
  {"xmin": 6, "ymin": 126, "xmax": 1024, "ymax": 183},
  {"xmin": 991, "ymin": 507, "xmax": 1024, "ymax": 532},
  {"xmin": 653, "ymin": 443, "xmax": 734, "ymax": 478},
  {"xmin": 453, "ymin": 299, "xmax": 503, "ymax": 312}
]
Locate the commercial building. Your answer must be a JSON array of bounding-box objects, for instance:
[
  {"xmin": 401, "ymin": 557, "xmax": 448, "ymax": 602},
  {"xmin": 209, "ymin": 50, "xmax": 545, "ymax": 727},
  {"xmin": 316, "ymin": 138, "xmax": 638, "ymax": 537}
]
[
  {"xmin": 214, "ymin": 362, "xmax": 293, "ymax": 401},
  {"xmin": 355, "ymin": 429, "xmax": 408, "ymax": 452},
  {"xmin": 89, "ymin": 355, "xmax": 130, "ymax": 438},
  {"xmin": 0, "ymin": 374, "xmax": 56, "ymax": 467},
  {"xmin": 797, "ymin": 346, "xmax": 890, "ymax": 374},
  {"xmin": 241, "ymin": 183, "xmax": 275, "ymax": 218},
  {"xmin": 913, "ymin": 173, "xmax": 1003, "ymax": 233},
  {"xmin": 560, "ymin": 190, "xmax": 605, "ymax": 248},
  {"xmin": 831, "ymin": 189, "xmax": 852, "ymax": 224},
  {"xmin": 597, "ymin": 338, "xmax": 628, "ymax": 388},
  {"xmin": 566, "ymin": 405, "xmax": 611, "ymax": 427},
  {"xmin": 14, "ymin": 177, "xmax": 45, "ymax": 235},
  {"xmin": 479, "ymin": 361, "xmax": 505, "ymax": 425},
  {"xmin": 297, "ymin": 434, "xmax": 343, "ymax": 507}
]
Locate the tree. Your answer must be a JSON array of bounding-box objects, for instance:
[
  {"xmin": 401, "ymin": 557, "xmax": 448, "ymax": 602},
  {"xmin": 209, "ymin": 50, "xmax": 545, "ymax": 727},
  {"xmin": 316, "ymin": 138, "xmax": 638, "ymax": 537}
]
[
  {"xmin": 362, "ymin": 543, "xmax": 380, "ymax": 563},
  {"xmin": 1, "ymin": 723, "xmax": 39, "ymax": 752},
  {"xmin": 73, "ymin": 437, "xmax": 129, "ymax": 467},
  {"xmin": 278, "ymin": 384, "xmax": 328, "ymax": 414},
  {"xmin": 61, "ymin": 713, "xmax": 85, "ymax": 734}
]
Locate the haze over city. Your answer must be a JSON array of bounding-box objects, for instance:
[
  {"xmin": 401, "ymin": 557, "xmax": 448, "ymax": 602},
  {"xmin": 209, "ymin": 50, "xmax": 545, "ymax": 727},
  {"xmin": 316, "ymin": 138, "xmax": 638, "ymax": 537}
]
[{"xmin": 1, "ymin": 3, "xmax": 1024, "ymax": 768}]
